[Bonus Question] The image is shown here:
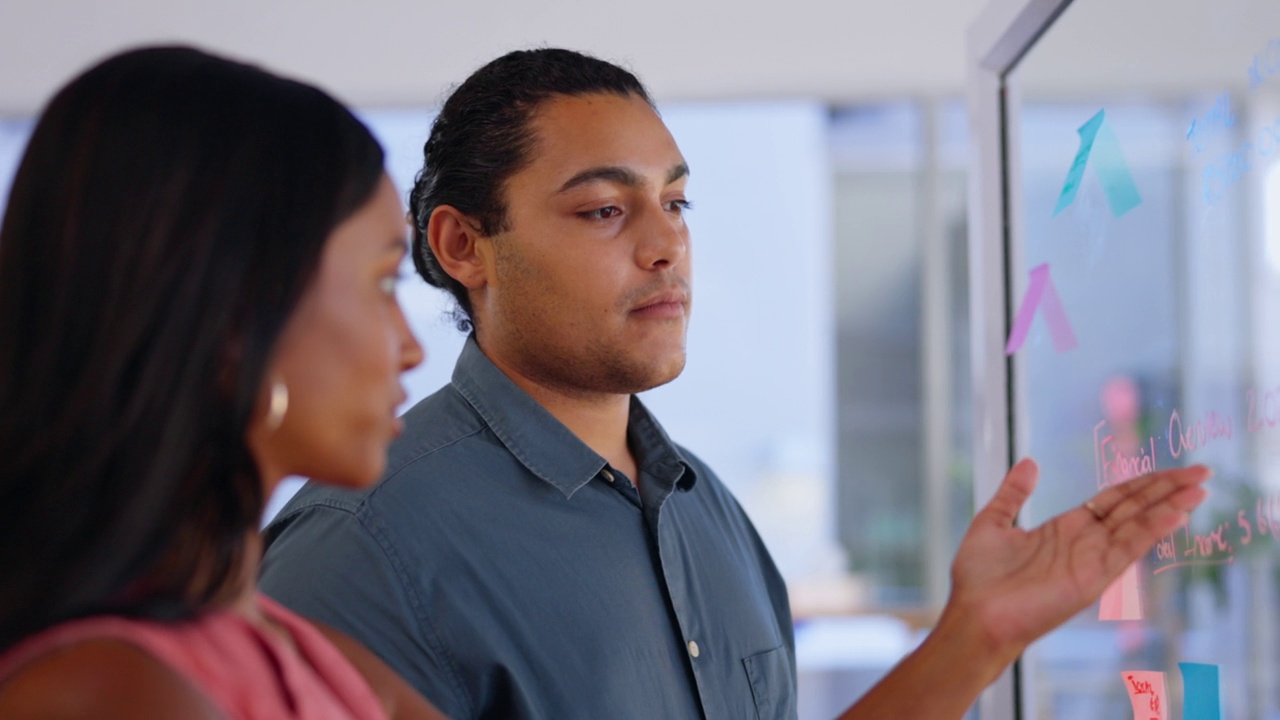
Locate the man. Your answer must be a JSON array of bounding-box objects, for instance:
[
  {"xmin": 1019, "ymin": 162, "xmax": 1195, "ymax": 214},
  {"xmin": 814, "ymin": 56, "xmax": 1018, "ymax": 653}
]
[{"xmin": 260, "ymin": 48, "xmax": 1209, "ymax": 719}]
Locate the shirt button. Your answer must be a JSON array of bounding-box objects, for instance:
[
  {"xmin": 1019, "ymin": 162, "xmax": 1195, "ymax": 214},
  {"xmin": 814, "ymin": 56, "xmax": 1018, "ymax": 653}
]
[
  {"xmin": 687, "ymin": 640, "xmax": 700, "ymax": 658},
  {"xmin": 601, "ymin": 469, "xmax": 615, "ymax": 483}
]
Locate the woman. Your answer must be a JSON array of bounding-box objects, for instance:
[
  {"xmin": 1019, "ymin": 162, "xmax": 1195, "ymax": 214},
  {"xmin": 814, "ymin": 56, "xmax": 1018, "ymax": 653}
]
[{"xmin": 0, "ymin": 46, "xmax": 445, "ymax": 719}]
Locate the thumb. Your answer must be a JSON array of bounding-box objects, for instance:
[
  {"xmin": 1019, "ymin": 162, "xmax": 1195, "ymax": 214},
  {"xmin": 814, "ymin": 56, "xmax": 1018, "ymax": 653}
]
[{"xmin": 975, "ymin": 458, "xmax": 1039, "ymax": 528}]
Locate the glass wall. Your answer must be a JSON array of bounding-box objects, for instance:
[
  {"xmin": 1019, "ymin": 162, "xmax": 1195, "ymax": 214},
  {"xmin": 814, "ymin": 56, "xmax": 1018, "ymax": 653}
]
[{"xmin": 1007, "ymin": 1, "xmax": 1280, "ymax": 717}]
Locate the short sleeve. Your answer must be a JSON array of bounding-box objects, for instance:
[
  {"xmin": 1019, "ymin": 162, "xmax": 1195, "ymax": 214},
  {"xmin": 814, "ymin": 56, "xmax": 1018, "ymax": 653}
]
[{"xmin": 259, "ymin": 500, "xmax": 472, "ymax": 718}]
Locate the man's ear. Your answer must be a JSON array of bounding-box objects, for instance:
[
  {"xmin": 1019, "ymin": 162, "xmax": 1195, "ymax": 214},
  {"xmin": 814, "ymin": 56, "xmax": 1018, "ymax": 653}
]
[{"xmin": 427, "ymin": 205, "xmax": 493, "ymax": 290}]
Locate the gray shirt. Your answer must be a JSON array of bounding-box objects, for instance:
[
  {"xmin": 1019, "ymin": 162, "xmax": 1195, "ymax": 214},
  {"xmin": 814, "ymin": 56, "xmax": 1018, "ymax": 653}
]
[{"xmin": 259, "ymin": 337, "xmax": 796, "ymax": 720}]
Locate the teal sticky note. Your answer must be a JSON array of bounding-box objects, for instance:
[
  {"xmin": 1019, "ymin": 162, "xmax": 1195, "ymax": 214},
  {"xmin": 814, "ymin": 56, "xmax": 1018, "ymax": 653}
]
[
  {"xmin": 1054, "ymin": 109, "xmax": 1142, "ymax": 218},
  {"xmin": 1178, "ymin": 662, "xmax": 1221, "ymax": 720},
  {"xmin": 1054, "ymin": 110, "xmax": 1105, "ymax": 217},
  {"xmin": 1092, "ymin": 120, "xmax": 1143, "ymax": 216}
]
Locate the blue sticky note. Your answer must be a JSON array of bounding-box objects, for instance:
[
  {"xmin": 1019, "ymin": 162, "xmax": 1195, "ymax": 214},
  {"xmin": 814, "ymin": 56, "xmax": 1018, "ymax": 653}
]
[
  {"xmin": 1178, "ymin": 662, "xmax": 1221, "ymax": 720},
  {"xmin": 1054, "ymin": 109, "xmax": 1142, "ymax": 218}
]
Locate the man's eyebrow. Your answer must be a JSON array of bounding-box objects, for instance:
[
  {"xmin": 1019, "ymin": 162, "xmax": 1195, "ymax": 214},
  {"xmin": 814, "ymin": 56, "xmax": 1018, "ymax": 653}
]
[
  {"xmin": 557, "ymin": 166, "xmax": 641, "ymax": 193},
  {"xmin": 556, "ymin": 162, "xmax": 691, "ymax": 194},
  {"xmin": 386, "ymin": 236, "xmax": 409, "ymax": 253}
]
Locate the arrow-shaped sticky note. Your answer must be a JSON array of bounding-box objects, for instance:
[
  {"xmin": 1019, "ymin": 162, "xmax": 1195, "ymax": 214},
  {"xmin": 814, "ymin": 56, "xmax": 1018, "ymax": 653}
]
[
  {"xmin": 1178, "ymin": 662, "xmax": 1222, "ymax": 720},
  {"xmin": 1054, "ymin": 109, "xmax": 1143, "ymax": 218},
  {"xmin": 1005, "ymin": 263, "xmax": 1078, "ymax": 355}
]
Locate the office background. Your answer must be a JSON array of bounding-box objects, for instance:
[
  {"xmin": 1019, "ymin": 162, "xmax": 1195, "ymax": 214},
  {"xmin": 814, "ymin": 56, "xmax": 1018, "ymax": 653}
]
[{"xmin": 0, "ymin": 2, "xmax": 994, "ymax": 717}]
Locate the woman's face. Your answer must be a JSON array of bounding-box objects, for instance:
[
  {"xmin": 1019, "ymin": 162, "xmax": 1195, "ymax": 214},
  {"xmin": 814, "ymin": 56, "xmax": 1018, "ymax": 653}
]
[{"xmin": 249, "ymin": 174, "xmax": 424, "ymax": 489}]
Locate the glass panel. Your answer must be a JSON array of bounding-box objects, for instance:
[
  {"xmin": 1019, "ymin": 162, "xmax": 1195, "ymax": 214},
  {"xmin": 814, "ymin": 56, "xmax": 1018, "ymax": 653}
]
[{"xmin": 1009, "ymin": 1, "xmax": 1280, "ymax": 717}]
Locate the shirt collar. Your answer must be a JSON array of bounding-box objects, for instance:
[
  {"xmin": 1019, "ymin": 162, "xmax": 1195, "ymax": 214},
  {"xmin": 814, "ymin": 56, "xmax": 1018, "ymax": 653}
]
[
  {"xmin": 451, "ymin": 335, "xmax": 697, "ymax": 498},
  {"xmin": 628, "ymin": 396, "xmax": 698, "ymax": 493}
]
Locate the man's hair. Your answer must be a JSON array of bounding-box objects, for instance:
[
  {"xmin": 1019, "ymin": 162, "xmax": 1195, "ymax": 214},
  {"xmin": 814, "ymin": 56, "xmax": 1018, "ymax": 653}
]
[{"xmin": 407, "ymin": 48, "xmax": 653, "ymax": 332}]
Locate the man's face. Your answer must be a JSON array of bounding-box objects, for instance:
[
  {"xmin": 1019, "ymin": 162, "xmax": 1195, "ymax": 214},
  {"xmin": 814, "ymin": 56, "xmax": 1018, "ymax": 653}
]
[{"xmin": 475, "ymin": 92, "xmax": 693, "ymax": 396}]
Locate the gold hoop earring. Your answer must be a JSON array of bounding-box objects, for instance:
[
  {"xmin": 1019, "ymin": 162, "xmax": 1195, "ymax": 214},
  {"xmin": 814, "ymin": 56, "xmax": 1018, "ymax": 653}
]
[{"xmin": 265, "ymin": 381, "xmax": 289, "ymax": 432}]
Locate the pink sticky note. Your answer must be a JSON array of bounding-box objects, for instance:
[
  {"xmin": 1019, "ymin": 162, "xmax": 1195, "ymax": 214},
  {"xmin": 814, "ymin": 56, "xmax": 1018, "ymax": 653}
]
[
  {"xmin": 1121, "ymin": 670, "xmax": 1168, "ymax": 720},
  {"xmin": 1100, "ymin": 562, "xmax": 1144, "ymax": 621},
  {"xmin": 1006, "ymin": 263, "xmax": 1079, "ymax": 355}
]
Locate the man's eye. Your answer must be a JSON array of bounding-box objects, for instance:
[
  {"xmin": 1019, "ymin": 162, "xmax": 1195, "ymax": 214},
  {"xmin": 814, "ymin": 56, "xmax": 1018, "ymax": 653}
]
[
  {"xmin": 581, "ymin": 206, "xmax": 623, "ymax": 220},
  {"xmin": 666, "ymin": 199, "xmax": 693, "ymax": 215}
]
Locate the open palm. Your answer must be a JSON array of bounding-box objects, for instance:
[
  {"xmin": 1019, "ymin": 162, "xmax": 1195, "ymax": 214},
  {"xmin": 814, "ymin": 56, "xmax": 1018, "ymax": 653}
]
[{"xmin": 947, "ymin": 458, "xmax": 1209, "ymax": 657}]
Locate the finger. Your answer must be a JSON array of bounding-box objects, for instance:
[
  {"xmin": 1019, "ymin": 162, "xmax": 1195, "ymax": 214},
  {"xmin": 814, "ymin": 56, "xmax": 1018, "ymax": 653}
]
[
  {"xmin": 1087, "ymin": 464, "xmax": 1210, "ymax": 518},
  {"xmin": 974, "ymin": 458, "xmax": 1038, "ymax": 528},
  {"xmin": 1103, "ymin": 472, "xmax": 1210, "ymax": 531},
  {"xmin": 1102, "ymin": 485, "xmax": 1208, "ymax": 573},
  {"xmin": 1091, "ymin": 465, "xmax": 1211, "ymax": 528}
]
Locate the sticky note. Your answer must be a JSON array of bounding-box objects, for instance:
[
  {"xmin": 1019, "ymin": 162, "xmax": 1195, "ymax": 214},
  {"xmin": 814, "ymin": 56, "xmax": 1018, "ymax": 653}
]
[
  {"xmin": 1054, "ymin": 109, "xmax": 1143, "ymax": 218},
  {"xmin": 1121, "ymin": 670, "xmax": 1168, "ymax": 719},
  {"xmin": 1099, "ymin": 561, "xmax": 1143, "ymax": 621},
  {"xmin": 1178, "ymin": 662, "xmax": 1222, "ymax": 720},
  {"xmin": 1005, "ymin": 263, "xmax": 1079, "ymax": 355}
]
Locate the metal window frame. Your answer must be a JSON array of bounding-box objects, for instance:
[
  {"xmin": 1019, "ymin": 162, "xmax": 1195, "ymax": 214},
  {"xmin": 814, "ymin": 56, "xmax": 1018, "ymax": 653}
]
[{"xmin": 965, "ymin": 0, "xmax": 1074, "ymax": 718}]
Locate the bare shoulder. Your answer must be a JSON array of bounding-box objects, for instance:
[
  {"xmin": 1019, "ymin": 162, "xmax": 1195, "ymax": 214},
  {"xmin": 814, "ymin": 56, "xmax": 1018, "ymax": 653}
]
[
  {"xmin": 311, "ymin": 622, "xmax": 448, "ymax": 720},
  {"xmin": 0, "ymin": 639, "xmax": 221, "ymax": 719}
]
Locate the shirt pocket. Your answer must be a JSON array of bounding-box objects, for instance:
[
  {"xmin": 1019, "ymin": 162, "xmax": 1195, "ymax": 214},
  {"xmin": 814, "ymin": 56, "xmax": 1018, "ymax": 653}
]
[{"xmin": 742, "ymin": 645, "xmax": 797, "ymax": 720}]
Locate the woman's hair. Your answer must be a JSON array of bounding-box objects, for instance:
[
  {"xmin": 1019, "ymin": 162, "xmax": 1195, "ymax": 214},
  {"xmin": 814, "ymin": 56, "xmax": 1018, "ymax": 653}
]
[
  {"xmin": 0, "ymin": 46, "xmax": 385, "ymax": 648},
  {"xmin": 407, "ymin": 48, "xmax": 652, "ymax": 332}
]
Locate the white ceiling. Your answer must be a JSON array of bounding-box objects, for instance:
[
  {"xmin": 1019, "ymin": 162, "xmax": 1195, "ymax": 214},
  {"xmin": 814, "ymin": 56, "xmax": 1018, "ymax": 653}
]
[
  {"xmin": 1010, "ymin": 0, "xmax": 1280, "ymax": 99},
  {"xmin": 0, "ymin": 0, "xmax": 989, "ymax": 115}
]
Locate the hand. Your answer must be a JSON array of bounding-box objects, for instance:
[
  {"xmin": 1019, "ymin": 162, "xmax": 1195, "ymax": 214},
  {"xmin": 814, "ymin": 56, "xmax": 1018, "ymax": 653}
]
[
  {"xmin": 944, "ymin": 458, "xmax": 1210, "ymax": 671},
  {"xmin": 834, "ymin": 460, "xmax": 1207, "ymax": 720}
]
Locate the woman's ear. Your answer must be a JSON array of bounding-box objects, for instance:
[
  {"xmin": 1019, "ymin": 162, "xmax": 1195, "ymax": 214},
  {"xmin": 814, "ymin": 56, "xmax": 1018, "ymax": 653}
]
[{"xmin": 427, "ymin": 205, "xmax": 492, "ymax": 291}]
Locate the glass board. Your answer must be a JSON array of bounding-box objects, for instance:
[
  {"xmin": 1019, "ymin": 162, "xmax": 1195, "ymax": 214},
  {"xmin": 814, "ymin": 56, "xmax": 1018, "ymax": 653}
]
[{"xmin": 1007, "ymin": 1, "xmax": 1280, "ymax": 717}]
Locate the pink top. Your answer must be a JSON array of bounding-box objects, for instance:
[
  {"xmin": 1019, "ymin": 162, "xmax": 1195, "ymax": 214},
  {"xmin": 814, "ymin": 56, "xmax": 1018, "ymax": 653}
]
[{"xmin": 0, "ymin": 594, "xmax": 388, "ymax": 720}]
